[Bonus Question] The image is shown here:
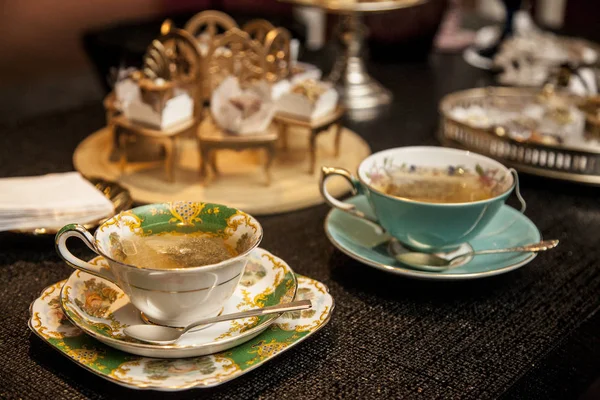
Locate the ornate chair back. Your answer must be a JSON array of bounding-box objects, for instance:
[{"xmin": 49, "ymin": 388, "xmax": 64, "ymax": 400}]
[
  {"xmin": 184, "ymin": 10, "xmax": 238, "ymax": 41},
  {"xmin": 205, "ymin": 28, "xmax": 267, "ymax": 98},
  {"xmin": 242, "ymin": 19, "xmax": 276, "ymax": 44},
  {"xmin": 184, "ymin": 11, "xmax": 239, "ymax": 102},
  {"xmin": 141, "ymin": 21, "xmax": 203, "ymax": 117},
  {"xmin": 264, "ymin": 27, "xmax": 292, "ymax": 83}
]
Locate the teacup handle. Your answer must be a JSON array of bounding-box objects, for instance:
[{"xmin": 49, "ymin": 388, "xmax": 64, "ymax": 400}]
[
  {"xmin": 55, "ymin": 224, "xmax": 115, "ymax": 282},
  {"xmin": 476, "ymin": 169, "xmax": 527, "ymax": 240},
  {"xmin": 510, "ymin": 168, "xmax": 527, "ymax": 213},
  {"xmin": 320, "ymin": 166, "xmax": 385, "ymax": 234}
]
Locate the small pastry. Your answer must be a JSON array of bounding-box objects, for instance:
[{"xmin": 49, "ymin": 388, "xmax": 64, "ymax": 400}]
[
  {"xmin": 229, "ymin": 94, "xmax": 262, "ymax": 119},
  {"xmin": 291, "ymin": 79, "xmax": 328, "ymax": 104}
]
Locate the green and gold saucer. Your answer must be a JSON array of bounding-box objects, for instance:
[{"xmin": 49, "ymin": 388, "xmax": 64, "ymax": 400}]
[{"xmin": 29, "ymin": 251, "xmax": 334, "ymax": 390}]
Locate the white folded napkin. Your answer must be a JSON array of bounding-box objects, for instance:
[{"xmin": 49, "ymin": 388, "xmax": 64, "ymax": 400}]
[{"xmin": 0, "ymin": 172, "xmax": 115, "ymax": 231}]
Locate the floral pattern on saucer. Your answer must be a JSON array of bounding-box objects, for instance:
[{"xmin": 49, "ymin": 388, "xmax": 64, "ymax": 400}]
[
  {"xmin": 30, "ymin": 281, "xmax": 81, "ymax": 340},
  {"xmin": 59, "ymin": 248, "xmax": 297, "ymax": 357},
  {"xmin": 29, "ymin": 274, "xmax": 333, "ymax": 390},
  {"xmin": 239, "ymin": 259, "xmax": 267, "ymax": 287},
  {"xmin": 73, "ymin": 278, "xmax": 121, "ymax": 318}
]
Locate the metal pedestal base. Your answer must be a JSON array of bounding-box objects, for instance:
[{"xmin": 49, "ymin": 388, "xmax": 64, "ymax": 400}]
[{"xmin": 328, "ymin": 13, "xmax": 392, "ymax": 110}]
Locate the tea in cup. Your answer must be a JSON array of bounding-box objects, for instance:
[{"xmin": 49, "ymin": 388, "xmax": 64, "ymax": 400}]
[
  {"xmin": 55, "ymin": 201, "xmax": 262, "ymax": 327},
  {"xmin": 320, "ymin": 146, "xmax": 524, "ymax": 252}
]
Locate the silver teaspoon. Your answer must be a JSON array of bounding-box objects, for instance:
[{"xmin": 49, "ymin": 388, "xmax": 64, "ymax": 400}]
[
  {"xmin": 124, "ymin": 300, "xmax": 312, "ymax": 345},
  {"xmin": 394, "ymin": 240, "xmax": 559, "ymax": 272}
]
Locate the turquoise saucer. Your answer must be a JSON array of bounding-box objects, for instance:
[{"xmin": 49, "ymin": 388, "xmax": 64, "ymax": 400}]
[{"xmin": 324, "ymin": 195, "xmax": 542, "ymax": 280}]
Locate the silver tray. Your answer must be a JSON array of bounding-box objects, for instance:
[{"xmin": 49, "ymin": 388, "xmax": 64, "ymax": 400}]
[{"xmin": 438, "ymin": 87, "xmax": 600, "ymax": 185}]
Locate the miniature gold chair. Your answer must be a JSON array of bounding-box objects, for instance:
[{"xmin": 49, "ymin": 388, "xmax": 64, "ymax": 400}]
[
  {"xmin": 264, "ymin": 27, "xmax": 292, "ymax": 83},
  {"xmin": 242, "ymin": 19, "xmax": 276, "ymax": 44},
  {"xmin": 205, "ymin": 27, "xmax": 267, "ymax": 92},
  {"xmin": 184, "ymin": 11, "xmax": 239, "ymax": 103},
  {"xmin": 198, "ymin": 28, "xmax": 278, "ymax": 185},
  {"xmin": 274, "ymin": 106, "xmax": 345, "ymax": 174},
  {"xmin": 184, "ymin": 10, "xmax": 238, "ymax": 39},
  {"xmin": 266, "ymin": 27, "xmax": 343, "ymax": 174},
  {"xmin": 113, "ymin": 22, "xmax": 203, "ymax": 182}
]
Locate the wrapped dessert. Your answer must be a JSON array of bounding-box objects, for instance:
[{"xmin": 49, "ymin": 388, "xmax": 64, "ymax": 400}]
[
  {"xmin": 290, "ymin": 62, "xmax": 322, "ymax": 85},
  {"xmin": 211, "ymin": 76, "xmax": 276, "ymax": 135},
  {"xmin": 277, "ymin": 79, "xmax": 338, "ymax": 120},
  {"xmin": 268, "ymin": 63, "xmax": 323, "ymax": 101},
  {"xmin": 120, "ymin": 75, "xmax": 194, "ymax": 129},
  {"xmin": 111, "ymin": 67, "xmax": 139, "ymax": 112}
]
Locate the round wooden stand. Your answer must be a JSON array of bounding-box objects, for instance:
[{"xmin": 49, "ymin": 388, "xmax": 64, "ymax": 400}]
[{"xmin": 73, "ymin": 125, "xmax": 371, "ymax": 215}]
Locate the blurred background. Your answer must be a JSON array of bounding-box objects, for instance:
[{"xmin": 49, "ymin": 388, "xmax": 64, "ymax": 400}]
[{"xmin": 0, "ymin": 0, "xmax": 598, "ymax": 123}]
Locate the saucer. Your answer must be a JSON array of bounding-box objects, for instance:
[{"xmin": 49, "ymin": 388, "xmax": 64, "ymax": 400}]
[
  {"xmin": 29, "ymin": 273, "xmax": 333, "ymax": 390},
  {"xmin": 58, "ymin": 248, "xmax": 298, "ymax": 358},
  {"xmin": 325, "ymin": 195, "xmax": 542, "ymax": 281}
]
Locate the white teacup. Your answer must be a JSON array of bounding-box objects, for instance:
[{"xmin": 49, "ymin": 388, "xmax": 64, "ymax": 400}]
[{"xmin": 55, "ymin": 202, "xmax": 262, "ymax": 327}]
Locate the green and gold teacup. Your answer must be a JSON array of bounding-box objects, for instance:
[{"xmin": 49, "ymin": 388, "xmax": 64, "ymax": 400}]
[
  {"xmin": 320, "ymin": 146, "xmax": 525, "ymax": 252},
  {"xmin": 55, "ymin": 202, "xmax": 262, "ymax": 327}
]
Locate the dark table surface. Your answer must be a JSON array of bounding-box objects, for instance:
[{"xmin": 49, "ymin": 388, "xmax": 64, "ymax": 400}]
[{"xmin": 1, "ymin": 50, "xmax": 599, "ymax": 400}]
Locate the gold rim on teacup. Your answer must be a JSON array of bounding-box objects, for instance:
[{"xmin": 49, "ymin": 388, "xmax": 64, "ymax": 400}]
[
  {"xmin": 320, "ymin": 147, "xmax": 527, "ymax": 252},
  {"xmin": 55, "ymin": 201, "xmax": 264, "ymax": 327}
]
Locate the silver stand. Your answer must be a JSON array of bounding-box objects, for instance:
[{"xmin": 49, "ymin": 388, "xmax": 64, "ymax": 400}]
[{"xmin": 327, "ymin": 13, "xmax": 392, "ymax": 109}]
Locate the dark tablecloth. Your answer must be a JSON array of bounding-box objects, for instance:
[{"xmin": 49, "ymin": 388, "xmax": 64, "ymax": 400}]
[{"xmin": 1, "ymin": 53, "xmax": 599, "ymax": 400}]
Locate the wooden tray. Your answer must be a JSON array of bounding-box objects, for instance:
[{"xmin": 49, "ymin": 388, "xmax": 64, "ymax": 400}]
[{"xmin": 73, "ymin": 125, "xmax": 370, "ymax": 215}]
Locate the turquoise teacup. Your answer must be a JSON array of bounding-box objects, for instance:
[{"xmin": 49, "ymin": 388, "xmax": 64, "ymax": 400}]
[{"xmin": 320, "ymin": 146, "xmax": 524, "ymax": 252}]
